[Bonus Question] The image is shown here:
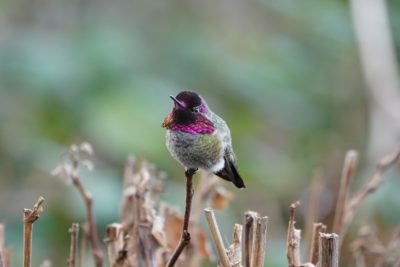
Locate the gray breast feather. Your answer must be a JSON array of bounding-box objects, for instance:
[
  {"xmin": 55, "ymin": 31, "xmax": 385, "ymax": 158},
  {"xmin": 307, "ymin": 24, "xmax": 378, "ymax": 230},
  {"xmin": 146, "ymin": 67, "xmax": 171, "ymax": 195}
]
[{"xmin": 166, "ymin": 130, "xmax": 224, "ymax": 170}]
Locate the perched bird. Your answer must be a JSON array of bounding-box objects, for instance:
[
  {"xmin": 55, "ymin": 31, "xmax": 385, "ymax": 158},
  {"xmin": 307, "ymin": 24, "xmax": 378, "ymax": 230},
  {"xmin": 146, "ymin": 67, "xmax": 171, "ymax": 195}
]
[{"xmin": 162, "ymin": 91, "xmax": 245, "ymax": 189}]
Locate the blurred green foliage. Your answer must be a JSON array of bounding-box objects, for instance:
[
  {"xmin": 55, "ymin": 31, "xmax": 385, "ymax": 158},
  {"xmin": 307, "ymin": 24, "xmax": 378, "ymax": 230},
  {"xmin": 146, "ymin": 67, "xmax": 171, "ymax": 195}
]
[{"xmin": 0, "ymin": 0, "xmax": 399, "ymax": 266}]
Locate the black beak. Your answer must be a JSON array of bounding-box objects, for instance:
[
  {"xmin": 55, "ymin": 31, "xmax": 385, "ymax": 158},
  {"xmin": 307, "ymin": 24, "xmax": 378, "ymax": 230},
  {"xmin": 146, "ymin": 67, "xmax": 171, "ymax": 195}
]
[{"xmin": 170, "ymin": 95, "xmax": 185, "ymax": 108}]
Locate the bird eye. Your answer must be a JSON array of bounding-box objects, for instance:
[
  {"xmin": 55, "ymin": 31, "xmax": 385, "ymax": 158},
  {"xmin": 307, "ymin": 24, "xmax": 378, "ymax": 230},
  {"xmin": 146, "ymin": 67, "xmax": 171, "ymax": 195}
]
[{"xmin": 192, "ymin": 107, "xmax": 200, "ymax": 113}]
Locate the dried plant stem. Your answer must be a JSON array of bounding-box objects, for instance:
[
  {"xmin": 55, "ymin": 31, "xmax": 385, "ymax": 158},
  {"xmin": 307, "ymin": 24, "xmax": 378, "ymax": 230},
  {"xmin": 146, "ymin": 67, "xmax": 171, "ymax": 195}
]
[
  {"xmin": 71, "ymin": 170, "xmax": 103, "ymax": 267},
  {"xmin": 250, "ymin": 216, "xmax": 268, "ymax": 267},
  {"xmin": 120, "ymin": 156, "xmax": 135, "ymax": 229},
  {"xmin": 332, "ymin": 150, "xmax": 358, "ymax": 235},
  {"xmin": 308, "ymin": 223, "xmax": 326, "ymax": 265},
  {"xmin": 342, "ymin": 146, "xmax": 400, "ymax": 237},
  {"xmin": 304, "ymin": 170, "xmax": 322, "ymax": 256},
  {"xmin": 23, "ymin": 196, "xmax": 45, "ymax": 267},
  {"xmin": 203, "ymin": 208, "xmax": 230, "ymax": 267},
  {"xmin": 166, "ymin": 169, "xmax": 196, "ymax": 267},
  {"xmin": 130, "ymin": 193, "xmax": 141, "ymax": 265},
  {"xmin": 244, "ymin": 211, "xmax": 257, "ymax": 267},
  {"xmin": 350, "ymin": 225, "xmax": 400, "ymax": 267},
  {"xmin": 68, "ymin": 223, "xmax": 79, "ymax": 267},
  {"xmin": 105, "ymin": 223, "xmax": 124, "ymax": 267},
  {"xmin": 286, "ymin": 201, "xmax": 301, "ymax": 267},
  {"xmin": 227, "ymin": 224, "xmax": 243, "ymax": 267},
  {"xmin": 113, "ymin": 235, "xmax": 129, "ymax": 267},
  {"xmin": 319, "ymin": 233, "xmax": 339, "ymax": 267}
]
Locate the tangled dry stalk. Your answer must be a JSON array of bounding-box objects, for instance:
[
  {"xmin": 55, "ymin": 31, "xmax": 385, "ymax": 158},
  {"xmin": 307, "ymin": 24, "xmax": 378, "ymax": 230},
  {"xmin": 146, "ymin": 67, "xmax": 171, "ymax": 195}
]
[{"xmin": 0, "ymin": 142, "xmax": 399, "ymax": 266}]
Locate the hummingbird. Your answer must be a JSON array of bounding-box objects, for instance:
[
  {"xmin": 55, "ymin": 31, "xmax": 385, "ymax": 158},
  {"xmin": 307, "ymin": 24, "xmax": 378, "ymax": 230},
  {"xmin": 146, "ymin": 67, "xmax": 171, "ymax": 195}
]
[{"xmin": 162, "ymin": 91, "xmax": 245, "ymax": 189}]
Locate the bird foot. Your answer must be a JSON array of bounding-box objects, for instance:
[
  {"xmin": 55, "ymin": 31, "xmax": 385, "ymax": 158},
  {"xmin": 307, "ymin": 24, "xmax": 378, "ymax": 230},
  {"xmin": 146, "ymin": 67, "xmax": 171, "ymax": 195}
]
[{"xmin": 185, "ymin": 168, "xmax": 197, "ymax": 177}]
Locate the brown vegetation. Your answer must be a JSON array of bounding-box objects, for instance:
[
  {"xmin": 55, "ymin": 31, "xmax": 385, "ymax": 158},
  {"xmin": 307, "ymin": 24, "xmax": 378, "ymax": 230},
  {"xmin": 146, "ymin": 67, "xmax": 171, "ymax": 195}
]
[{"xmin": 0, "ymin": 143, "xmax": 399, "ymax": 266}]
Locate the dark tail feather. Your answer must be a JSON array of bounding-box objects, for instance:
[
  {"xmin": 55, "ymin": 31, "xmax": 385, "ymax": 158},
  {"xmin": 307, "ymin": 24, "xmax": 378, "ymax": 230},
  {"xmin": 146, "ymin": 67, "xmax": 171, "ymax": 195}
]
[{"xmin": 214, "ymin": 159, "xmax": 246, "ymax": 189}]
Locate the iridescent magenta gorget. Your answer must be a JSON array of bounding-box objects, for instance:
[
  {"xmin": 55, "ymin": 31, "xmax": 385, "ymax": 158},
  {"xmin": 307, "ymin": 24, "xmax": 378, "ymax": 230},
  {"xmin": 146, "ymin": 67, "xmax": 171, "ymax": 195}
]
[{"xmin": 168, "ymin": 116, "xmax": 215, "ymax": 135}]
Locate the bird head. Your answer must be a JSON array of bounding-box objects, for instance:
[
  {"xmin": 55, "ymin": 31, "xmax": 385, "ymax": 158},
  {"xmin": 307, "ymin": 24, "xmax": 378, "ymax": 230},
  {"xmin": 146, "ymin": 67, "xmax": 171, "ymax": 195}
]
[{"xmin": 162, "ymin": 91, "xmax": 208, "ymax": 128}]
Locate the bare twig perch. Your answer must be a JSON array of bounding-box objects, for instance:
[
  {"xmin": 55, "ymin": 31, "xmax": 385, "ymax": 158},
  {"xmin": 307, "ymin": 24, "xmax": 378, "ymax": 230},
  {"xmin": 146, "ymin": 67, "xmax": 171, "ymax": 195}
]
[
  {"xmin": 308, "ymin": 223, "xmax": 326, "ymax": 265},
  {"xmin": 342, "ymin": 146, "xmax": 400, "ymax": 237},
  {"xmin": 166, "ymin": 169, "xmax": 196, "ymax": 267},
  {"xmin": 319, "ymin": 233, "xmax": 339, "ymax": 267},
  {"xmin": 204, "ymin": 208, "xmax": 230, "ymax": 267},
  {"xmin": 68, "ymin": 223, "xmax": 79, "ymax": 267},
  {"xmin": 287, "ymin": 201, "xmax": 301, "ymax": 267},
  {"xmin": 250, "ymin": 215, "xmax": 268, "ymax": 267},
  {"xmin": 23, "ymin": 196, "xmax": 45, "ymax": 267}
]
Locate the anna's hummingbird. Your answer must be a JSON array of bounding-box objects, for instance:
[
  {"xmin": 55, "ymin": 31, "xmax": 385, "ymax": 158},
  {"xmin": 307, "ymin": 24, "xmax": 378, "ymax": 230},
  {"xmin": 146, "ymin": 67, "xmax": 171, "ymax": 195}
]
[{"xmin": 162, "ymin": 91, "xmax": 245, "ymax": 189}]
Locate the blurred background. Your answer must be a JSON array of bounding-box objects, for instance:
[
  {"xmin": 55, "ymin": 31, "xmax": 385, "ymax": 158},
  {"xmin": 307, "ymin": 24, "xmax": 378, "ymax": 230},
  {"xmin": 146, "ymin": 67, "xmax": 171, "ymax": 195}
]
[{"xmin": 0, "ymin": 0, "xmax": 400, "ymax": 266}]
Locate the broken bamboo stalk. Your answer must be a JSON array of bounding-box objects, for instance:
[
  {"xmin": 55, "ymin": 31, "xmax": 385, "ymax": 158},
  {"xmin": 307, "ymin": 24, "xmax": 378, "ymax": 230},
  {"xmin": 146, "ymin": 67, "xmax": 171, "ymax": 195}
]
[
  {"xmin": 319, "ymin": 233, "xmax": 339, "ymax": 267},
  {"xmin": 244, "ymin": 211, "xmax": 258, "ymax": 267},
  {"xmin": 204, "ymin": 208, "xmax": 230, "ymax": 267},
  {"xmin": 308, "ymin": 223, "xmax": 326, "ymax": 265},
  {"xmin": 250, "ymin": 216, "xmax": 268, "ymax": 267}
]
